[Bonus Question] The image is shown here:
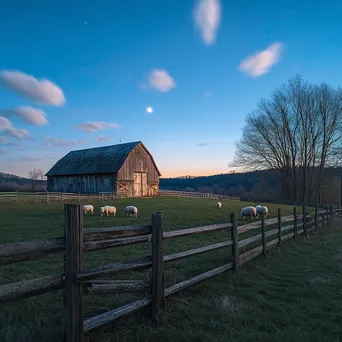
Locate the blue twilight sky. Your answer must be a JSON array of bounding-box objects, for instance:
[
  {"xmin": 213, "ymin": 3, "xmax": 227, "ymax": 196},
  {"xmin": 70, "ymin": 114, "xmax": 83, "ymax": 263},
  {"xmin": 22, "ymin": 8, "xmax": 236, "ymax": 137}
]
[{"xmin": 1, "ymin": 0, "xmax": 342, "ymax": 178}]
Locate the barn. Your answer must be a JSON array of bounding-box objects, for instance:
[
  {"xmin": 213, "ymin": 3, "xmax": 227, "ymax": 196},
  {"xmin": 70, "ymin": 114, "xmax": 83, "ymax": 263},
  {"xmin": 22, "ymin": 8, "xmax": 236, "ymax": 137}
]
[{"xmin": 45, "ymin": 141, "xmax": 161, "ymax": 197}]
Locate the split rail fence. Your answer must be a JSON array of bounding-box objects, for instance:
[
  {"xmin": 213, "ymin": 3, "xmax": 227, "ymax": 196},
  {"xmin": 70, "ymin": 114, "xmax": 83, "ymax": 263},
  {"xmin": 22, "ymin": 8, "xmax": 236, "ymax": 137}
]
[
  {"xmin": 0, "ymin": 204, "xmax": 340, "ymax": 341},
  {"xmin": 158, "ymin": 190, "xmax": 240, "ymax": 200},
  {"xmin": 0, "ymin": 190, "xmax": 239, "ymax": 204}
]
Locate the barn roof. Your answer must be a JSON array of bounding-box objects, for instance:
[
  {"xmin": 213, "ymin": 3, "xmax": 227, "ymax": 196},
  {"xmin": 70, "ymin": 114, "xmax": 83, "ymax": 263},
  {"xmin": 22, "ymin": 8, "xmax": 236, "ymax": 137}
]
[{"xmin": 45, "ymin": 141, "xmax": 161, "ymax": 177}]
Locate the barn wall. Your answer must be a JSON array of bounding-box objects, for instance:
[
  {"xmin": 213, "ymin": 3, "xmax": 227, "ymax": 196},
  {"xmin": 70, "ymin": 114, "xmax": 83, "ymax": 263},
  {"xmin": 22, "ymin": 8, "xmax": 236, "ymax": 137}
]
[
  {"xmin": 117, "ymin": 144, "xmax": 160, "ymax": 182},
  {"xmin": 47, "ymin": 173, "xmax": 117, "ymax": 194}
]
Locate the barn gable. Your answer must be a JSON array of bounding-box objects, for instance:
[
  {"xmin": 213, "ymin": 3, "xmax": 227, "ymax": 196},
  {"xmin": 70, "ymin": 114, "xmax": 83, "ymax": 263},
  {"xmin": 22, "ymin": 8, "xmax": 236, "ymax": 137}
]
[
  {"xmin": 118, "ymin": 141, "xmax": 161, "ymax": 180},
  {"xmin": 46, "ymin": 141, "xmax": 142, "ymax": 177},
  {"xmin": 45, "ymin": 141, "xmax": 161, "ymax": 196}
]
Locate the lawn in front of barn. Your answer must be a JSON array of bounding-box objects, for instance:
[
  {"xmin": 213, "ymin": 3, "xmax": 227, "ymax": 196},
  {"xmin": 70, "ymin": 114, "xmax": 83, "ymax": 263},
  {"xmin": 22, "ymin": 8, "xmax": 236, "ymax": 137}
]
[{"xmin": 1, "ymin": 196, "xmax": 333, "ymax": 342}]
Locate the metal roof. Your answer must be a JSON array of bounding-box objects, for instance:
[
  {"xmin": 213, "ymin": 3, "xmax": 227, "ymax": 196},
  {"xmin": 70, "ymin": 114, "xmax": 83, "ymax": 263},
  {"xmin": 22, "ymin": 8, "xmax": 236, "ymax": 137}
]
[{"xmin": 45, "ymin": 141, "xmax": 161, "ymax": 176}]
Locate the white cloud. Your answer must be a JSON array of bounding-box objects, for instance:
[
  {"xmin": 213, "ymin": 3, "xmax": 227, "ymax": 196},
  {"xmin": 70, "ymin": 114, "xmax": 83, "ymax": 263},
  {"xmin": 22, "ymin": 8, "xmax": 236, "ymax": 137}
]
[
  {"xmin": 239, "ymin": 42, "xmax": 285, "ymax": 77},
  {"xmin": 77, "ymin": 121, "xmax": 120, "ymax": 133},
  {"xmin": 0, "ymin": 116, "xmax": 12, "ymax": 131},
  {"xmin": 44, "ymin": 136, "xmax": 86, "ymax": 148},
  {"xmin": 196, "ymin": 142, "xmax": 211, "ymax": 147},
  {"xmin": 1, "ymin": 106, "xmax": 48, "ymax": 126},
  {"xmin": 95, "ymin": 135, "xmax": 111, "ymax": 141},
  {"xmin": 9, "ymin": 128, "xmax": 31, "ymax": 140},
  {"xmin": 147, "ymin": 69, "xmax": 176, "ymax": 92},
  {"xmin": 0, "ymin": 70, "xmax": 66, "ymax": 106},
  {"xmin": 0, "ymin": 116, "xmax": 31, "ymax": 140},
  {"xmin": 193, "ymin": 0, "xmax": 221, "ymax": 45}
]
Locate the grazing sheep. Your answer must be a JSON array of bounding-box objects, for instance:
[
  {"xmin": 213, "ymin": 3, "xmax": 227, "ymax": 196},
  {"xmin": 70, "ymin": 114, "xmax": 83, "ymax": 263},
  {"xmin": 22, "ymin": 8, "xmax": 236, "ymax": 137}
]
[
  {"xmin": 125, "ymin": 205, "xmax": 138, "ymax": 218},
  {"xmin": 240, "ymin": 206, "xmax": 257, "ymax": 220},
  {"xmin": 217, "ymin": 201, "xmax": 222, "ymax": 209},
  {"xmin": 83, "ymin": 204, "xmax": 94, "ymax": 215},
  {"xmin": 100, "ymin": 205, "xmax": 116, "ymax": 217},
  {"xmin": 256, "ymin": 205, "xmax": 268, "ymax": 218}
]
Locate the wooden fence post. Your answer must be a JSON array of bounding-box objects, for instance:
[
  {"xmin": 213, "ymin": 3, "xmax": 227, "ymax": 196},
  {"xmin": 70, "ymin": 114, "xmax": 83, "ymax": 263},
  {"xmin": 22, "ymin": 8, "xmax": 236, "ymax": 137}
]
[
  {"xmin": 277, "ymin": 208, "xmax": 281, "ymax": 246},
  {"xmin": 302, "ymin": 206, "xmax": 307, "ymax": 236},
  {"xmin": 231, "ymin": 212, "xmax": 239, "ymax": 271},
  {"xmin": 293, "ymin": 207, "xmax": 297, "ymax": 239},
  {"xmin": 101, "ymin": 192, "xmax": 104, "ymax": 201},
  {"xmin": 16, "ymin": 190, "xmax": 19, "ymax": 204},
  {"xmin": 338, "ymin": 204, "xmax": 340, "ymax": 217},
  {"xmin": 326, "ymin": 206, "xmax": 329, "ymax": 221},
  {"xmin": 314, "ymin": 207, "xmax": 318, "ymax": 232},
  {"xmin": 46, "ymin": 191, "xmax": 49, "ymax": 203},
  {"xmin": 261, "ymin": 213, "xmax": 266, "ymax": 256},
  {"xmin": 61, "ymin": 192, "xmax": 63, "ymax": 202},
  {"xmin": 64, "ymin": 204, "xmax": 84, "ymax": 342},
  {"xmin": 319, "ymin": 213, "xmax": 324, "ymax": 232},
  {"xmin": 151, "ymin": 212, "xmax": 164, "ymax": 324}
]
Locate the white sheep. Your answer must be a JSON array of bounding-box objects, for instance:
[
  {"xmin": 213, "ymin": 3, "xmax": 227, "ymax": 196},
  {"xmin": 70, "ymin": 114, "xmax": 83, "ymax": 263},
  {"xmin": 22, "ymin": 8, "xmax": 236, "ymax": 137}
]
[
  {"xmin": 83, "ymin": 204, "xmax": 94, "ymax": 215},
  {"xmin": 100, "ymin": 205, "xmax": 116, "ymax": 217},
  {"xmin": 241, "ymin": 206, "xmax": 257, "ymax": 220},
  {"xmin": 125, "ymin": 205, "xmax": 138, "ymax": 218},
  {"xmin": 256, "ymin": 205, "xmax": 268, "ymax": 218},
  {"xmin": 217, "ymin": 201, "xmax": 222, "ymax": 209}
]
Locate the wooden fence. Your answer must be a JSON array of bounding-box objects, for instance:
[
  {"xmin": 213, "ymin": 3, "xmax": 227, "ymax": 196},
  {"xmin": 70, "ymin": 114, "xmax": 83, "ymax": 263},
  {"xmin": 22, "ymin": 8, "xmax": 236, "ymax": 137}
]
[
  {"xmin": 158, "ymin": 190, "xmax": 240, "ymax": 200},
  {"xmin": 0, "ymin": 191, "xmax": 116, "ymax": 203},
  {"xmin": 0, "ymin": 190, "xmax": 239, "ymax": 204},
  {"xmin": 0, "ymin": 204, "xmax": 340, "ymax": 341}
]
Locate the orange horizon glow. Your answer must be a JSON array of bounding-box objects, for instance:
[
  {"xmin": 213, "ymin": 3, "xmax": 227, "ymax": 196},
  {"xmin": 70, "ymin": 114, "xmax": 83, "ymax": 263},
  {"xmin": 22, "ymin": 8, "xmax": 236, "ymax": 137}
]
[{"xmin": 160, "ymin": 169, "xmax": 229, "ymax": 178}]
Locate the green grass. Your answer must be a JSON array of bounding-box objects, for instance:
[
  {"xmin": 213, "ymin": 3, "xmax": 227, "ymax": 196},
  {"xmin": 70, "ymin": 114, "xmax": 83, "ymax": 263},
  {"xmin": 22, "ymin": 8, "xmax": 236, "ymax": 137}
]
[{"xmin": 1, "ymin": 197, "xmax": 339, "ymax": 342}]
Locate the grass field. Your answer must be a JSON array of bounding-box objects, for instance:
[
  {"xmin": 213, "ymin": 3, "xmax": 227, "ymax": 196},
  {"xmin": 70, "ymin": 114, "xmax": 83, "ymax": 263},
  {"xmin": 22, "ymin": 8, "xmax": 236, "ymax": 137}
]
[{"xmin": 1, "ymin": 197, "xmax": 340, "ymax": 342}]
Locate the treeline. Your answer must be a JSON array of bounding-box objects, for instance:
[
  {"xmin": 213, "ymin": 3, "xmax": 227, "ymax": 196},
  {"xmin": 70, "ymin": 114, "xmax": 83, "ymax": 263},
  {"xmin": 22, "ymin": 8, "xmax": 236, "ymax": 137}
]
[
  {"xmin": 0, "ymin": 169, "xmax": 46, "ymax": 192},
  {"xmin": 160, "ymin": 167, "xmax": 342, "ymax": 205},
  {"xmin": 231, "ymin": 75, "xmax": 342, "ymax": 205},
  {"xmin": 0, "ymin": 177, "xmax": 46, "ymax": 192}
]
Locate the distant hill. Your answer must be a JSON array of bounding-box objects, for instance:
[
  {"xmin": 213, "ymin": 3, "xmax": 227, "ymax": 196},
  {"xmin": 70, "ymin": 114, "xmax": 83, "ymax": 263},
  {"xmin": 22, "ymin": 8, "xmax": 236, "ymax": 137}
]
[
  {"xmin": 160, "ymin": 170, "xmax": 281, "ymax": 200},
  {"xmin": 0, "ymin": 172, "xmax": 29, "ymax": 180},
  {"xmin": 0, "ymin": 172, "xmax": 46, "ymax": 192},
  {"xmin": 160, "ymin": 168, "xmax": 342, "ymax": 205}
]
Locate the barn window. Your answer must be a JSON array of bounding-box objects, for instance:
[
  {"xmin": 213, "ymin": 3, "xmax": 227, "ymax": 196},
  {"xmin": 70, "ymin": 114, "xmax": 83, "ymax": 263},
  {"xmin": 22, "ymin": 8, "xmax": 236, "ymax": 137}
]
[
  {"xmin": 138, "ymin": 160, "xmax": 143, "ymax": 169},
  {"xmin": 104, "ymin": 177, "xmax": 109, "ymax": 187}
]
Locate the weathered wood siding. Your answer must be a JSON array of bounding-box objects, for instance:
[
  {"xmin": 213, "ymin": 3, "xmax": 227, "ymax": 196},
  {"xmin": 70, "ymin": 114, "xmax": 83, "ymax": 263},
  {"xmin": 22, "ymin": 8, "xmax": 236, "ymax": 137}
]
[
  {"xmin": 117, "ymin": 144, "xmax": 160, "ymax": 197},
  {"xmin": 117, "ymin": 144, "xmax": 159, "ymax": 183},
  {"xmin": 47, "ymin": 174, "xmax": 117, "ymax": 194},
  {"xmin": 46, "ymin": 143, "xmax": 159, "ymax": 196}
]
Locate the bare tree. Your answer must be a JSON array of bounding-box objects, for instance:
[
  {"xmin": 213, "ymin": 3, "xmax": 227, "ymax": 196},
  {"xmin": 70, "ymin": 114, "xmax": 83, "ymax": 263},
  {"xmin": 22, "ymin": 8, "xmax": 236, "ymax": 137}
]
[
  {"xmin": 230, "ymin": 75, "xmax": 342, "ymax": 205},
  {"xmin": 29, "ymin": 168, "xmax": 44, "ymax": 192}
]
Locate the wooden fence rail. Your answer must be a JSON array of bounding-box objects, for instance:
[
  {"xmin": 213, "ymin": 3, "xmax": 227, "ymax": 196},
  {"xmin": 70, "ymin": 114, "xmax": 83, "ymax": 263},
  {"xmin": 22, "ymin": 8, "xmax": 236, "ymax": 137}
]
[
  {"xmin": 0, "ymin": 203, "xmax": 340, "ymax": 341},
  {"xmin": 158, "ymin": 190, "xmax": 240, "ymax": 200},
  {"xmin": 0, "ymin": 190, "xmax": 240, "ymax": 204}
]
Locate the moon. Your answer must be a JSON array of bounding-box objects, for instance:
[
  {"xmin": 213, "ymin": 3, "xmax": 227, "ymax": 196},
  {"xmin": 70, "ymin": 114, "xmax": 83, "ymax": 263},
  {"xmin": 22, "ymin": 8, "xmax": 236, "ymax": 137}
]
[{"xmin": 146, "ymin": 106, "xmax": 153, "ymax": 114}]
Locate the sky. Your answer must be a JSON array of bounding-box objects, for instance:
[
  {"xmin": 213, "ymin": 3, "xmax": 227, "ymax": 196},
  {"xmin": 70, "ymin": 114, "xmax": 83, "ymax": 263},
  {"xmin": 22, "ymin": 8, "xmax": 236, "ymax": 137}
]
[{"xmin": 1, "ymin": 0, "xmax": 342, "ymax": 178}]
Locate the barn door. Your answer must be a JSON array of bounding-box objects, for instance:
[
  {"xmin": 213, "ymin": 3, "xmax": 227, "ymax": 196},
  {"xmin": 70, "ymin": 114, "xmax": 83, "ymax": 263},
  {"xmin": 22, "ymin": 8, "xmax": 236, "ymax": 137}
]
[
  {"xmin": 133, "ymin": 173, "xmax": 142, "ymax": 197},
  {"xmin": 141, "ymin": 173, "xmax": 148, "ymax": 196}
]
